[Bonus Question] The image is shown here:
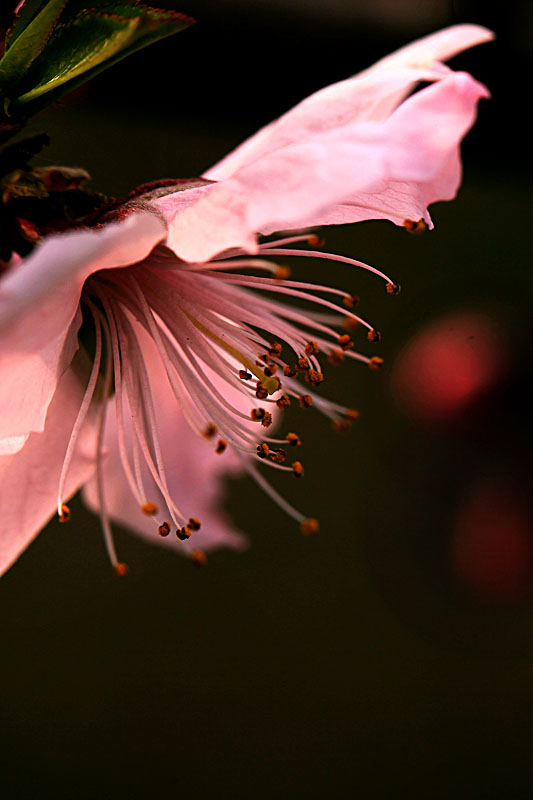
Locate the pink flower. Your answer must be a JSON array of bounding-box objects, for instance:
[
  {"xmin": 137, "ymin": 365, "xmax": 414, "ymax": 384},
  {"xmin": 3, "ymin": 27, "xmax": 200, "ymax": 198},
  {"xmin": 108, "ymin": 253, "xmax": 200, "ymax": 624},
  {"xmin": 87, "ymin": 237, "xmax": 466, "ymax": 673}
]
[{"xmin": 0, "ymin": 24, "xmax": 492, "ymax": 577}]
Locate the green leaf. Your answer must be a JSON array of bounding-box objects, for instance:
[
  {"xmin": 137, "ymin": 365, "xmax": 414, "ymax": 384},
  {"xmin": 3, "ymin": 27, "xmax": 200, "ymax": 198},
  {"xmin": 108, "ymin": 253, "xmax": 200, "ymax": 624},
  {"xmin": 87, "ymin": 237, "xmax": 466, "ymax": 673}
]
[
  {"xmin": 0, "ymin": 1, "xmax": 69, "ymax": 93},
  {"xmin": 8, "ymin": 6, "xmax": 194, "ymax": 115}
]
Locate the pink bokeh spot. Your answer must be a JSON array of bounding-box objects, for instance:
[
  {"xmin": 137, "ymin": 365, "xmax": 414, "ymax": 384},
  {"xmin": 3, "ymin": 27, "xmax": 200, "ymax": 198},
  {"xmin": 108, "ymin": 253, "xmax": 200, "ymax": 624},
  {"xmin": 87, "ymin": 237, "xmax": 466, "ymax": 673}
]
[{"xmin": 392, "ymin": 313, "xmax": 508, "ymax": 423}]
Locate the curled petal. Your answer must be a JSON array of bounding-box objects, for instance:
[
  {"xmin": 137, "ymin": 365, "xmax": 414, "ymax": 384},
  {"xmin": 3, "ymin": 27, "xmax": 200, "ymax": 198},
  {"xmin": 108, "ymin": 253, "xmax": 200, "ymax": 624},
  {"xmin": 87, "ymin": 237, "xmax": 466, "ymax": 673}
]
[
  {"xmin": 0, "ymin": 212, "xmax": 166, "ymax": 443},
  {"xmin": 205, "ymin": 24, "xmax": 493, "ymax": 180}
]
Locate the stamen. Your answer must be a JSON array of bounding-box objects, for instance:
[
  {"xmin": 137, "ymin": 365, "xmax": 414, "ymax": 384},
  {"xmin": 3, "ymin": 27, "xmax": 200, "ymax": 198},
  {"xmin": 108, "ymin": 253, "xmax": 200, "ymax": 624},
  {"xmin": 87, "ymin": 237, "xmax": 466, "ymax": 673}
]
[
  {"xmin": 177, "ymin": 526, "xmax": 191, "ymax": 541},
  {"xmin": 300, "ymin": 518, "xmax": 319, "ymax": 536},
  {"xmin": 286, "ymin": 432, "xmax": 301, "ymax": 447},
  {"xmin": 57, "ymin": 302, "xmax": 103, "ymax": 519},
  {"xmin": 216, "ymin": 438, "xmax": 228, "ymax": 454},
  {"xmin": 403, "ymin": 218, "xmax": 426, "ymax": 234},
  {"xmin": 368, "ymin": 356, "xmax": 384, "ymax": 370},
  {"xmin": 299, "ymin": 395, "xmax": 313, "ymax": 409},
  {"xmin": 203, "ymin": 424, "xmax": 217, "ymax": 439},
  {"xmin": 58, "ymin": 504, "xmax": 70, "ymax": 523},
  {"xmin": 188, "ymin": 517, "xmax": 202, "ymax": 531},
  {"xmin": 114, "ymin": 563, "xmax": 129, "ymax": 577},
  {"xmin": 158, "ymin": 522, "xmax": 171, "ymax": 536},
  {"xmin": 191, "ymin": 549, "xmax": 207, "ymax": 567},
  {"xmin": 257, "ymin": 443, "xmax": 270, "ymax": 458},
  {"xmin": 292, "ymin": 461, "xmax": 304, "ymax": 478},
  {"xmin": 367, "ymin": 329, "xmax": 381, "ymax": 343},
  {"xmin": 276, "ymin": 394, "xmax": 291, "ymax": 409},
  {"xmin": 386, "ymin": 282, "xmax": 401, "ymax": 294},
  {"xmin": 141, "ymin": 502, "xmax": 158, "ymax": 516}
]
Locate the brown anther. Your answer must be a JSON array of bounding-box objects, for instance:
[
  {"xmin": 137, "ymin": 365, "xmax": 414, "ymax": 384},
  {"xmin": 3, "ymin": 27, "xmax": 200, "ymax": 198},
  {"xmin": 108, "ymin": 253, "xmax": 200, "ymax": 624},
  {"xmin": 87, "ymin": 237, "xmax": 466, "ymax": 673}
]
[
  {"xmin": 275, "ymin": 265, "xmax": 291, "ymax": 280},
  {"xmin": 307, "ymin": 234, "xmax": 325, "ymax": 247},
  {"xmin": 238, "ymin": 369, "xmax": 252, "ymax": 380},
  {"xmin": 261, "ymin": 412, "xmax": 273, "ymax": 428},
  {"xmin": 286, "ymin": 432, "xmax": 301, "ymax": 447},
  {"xmin": 276, "ymin": 394, "xmax": 291, "ymax": 410},
  {"xmin": 346, "ymin": 408, "xmax": 360, "ymax": 421},
  {"xmin": 216, "ymin": 438, "xmax": 228, "ymax": 454},
  {"xmin": 158, "ymin": 521, "xmax": 171, "ymax": 537},
  {"xmin": 367, "ymin": 329, "xmax": 381, "ymax": 343},
  {"xmin": 304, "ymin": 341, "xmax": 319, "ymax": 356},
  {"xmin": 299, "ymin": 394, "xmax": 313, "ymax": 409},
  {"xmin": 328, "ymin": 348, "xmax": 345, "ymax": 366},
  {"xmin": 296, "ymin": 357, "xmax": 310, "ymax": 372},
  {"xmin": 300, "ymin": 518, "xmax": 319, "ymax": 536},
  {"xmin": 191, "ymin": 549, "xmax": 207, "ymax": 568},
  {"xmin": 342, "ymin": 317, "xmax": 360, "ymax": 332},
  {"xmin": 386, "ymin": 282, "xmax": 401, "ymax": 295},
  {"xmin": 283, "ymin": 365, "xmax": 297, "ymax": 378},
  {"xmin": 268, "ymin": 342, "xmax": 283, "ymax": 356},
  {"xmin": 202, "ymin": 423, "xmax": 217, "ymax": 439},
  {"xmin": 264, "ymin": 364, "xmax": 278, "ymax": 377},
  {"xmin": 270, "ymin": 448, "xmax": 287, "ymax": 464},
  {"xmin": 338, "ymin": 334, "xmax": 354, "ymax": 351},
  {"xmin": 177, "ymin": 526, "xmax": 191, "ymax": 541},
  {"xmin": 403, "ymin": 218, "xmax": 426, "ymax": 234},
  {"xmin": 368, "ymin": 356, "xmax": 384, "ymax": 371},
  {"xmin": 251, "ymin": 408, "xmax": 266, "ymax": 421},
  {"xmin": 114, "ymin": 562, "xmax": 129, "ymax": 577},
  {"xmin": 141, "ymin": 501, "xmax": 158, "ymax": 516},
  {"xmin": 292, "ymin": 461, "xmax": 304, "ymax": 478},
  {"xmin": 305, "ymin": 369, "xmax": 324, "ymax": 387},
  {"xmin": 332, "ymin": 420, "xmax": 351, "ymax": 433},
  {"xmin": 188, "ymin": 517, "xmax": 202, "ymax": 532},
  {"xmin": 343, "ymin": 294, "xmax": 359, "ymax": 308},
  {"xmin": 255, "ymin": 382, "xmax": 269, "ymax": 400},
  {"xmin": 257, "ymin": 442, "xmax": 270, "ymax": 459},
  {"xmin": 58, "ymin": 503, "xmax": 70, "ymax": 523}
]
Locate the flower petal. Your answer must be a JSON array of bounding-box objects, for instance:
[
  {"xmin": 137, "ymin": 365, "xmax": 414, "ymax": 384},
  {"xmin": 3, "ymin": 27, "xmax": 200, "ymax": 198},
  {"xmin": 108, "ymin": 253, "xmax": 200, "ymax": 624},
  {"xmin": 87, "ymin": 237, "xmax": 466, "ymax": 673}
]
[
  {"xmin": 0, "ymin": 356, "xmax": 98, "ymax": 578},
  {"xmin": 205, "ymin": 24, "xmax": 493, "ymax": 180},
  {"xmin": 0, "ymin": 212, "xmax": 166, "ymax": 444}
]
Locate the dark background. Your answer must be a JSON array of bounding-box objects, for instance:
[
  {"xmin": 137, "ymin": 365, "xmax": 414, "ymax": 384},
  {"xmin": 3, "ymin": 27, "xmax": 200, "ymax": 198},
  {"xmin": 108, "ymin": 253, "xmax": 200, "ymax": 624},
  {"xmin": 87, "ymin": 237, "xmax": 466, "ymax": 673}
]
[{"xmin": 1, "ymin": 1, "xmax": 533, "ymax": 798}]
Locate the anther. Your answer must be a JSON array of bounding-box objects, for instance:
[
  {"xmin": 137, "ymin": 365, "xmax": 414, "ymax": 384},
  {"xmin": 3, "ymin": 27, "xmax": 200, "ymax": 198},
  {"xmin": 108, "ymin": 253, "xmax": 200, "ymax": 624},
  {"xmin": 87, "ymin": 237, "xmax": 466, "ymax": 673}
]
[
  {"xmin": 338, "ymin": 334, "xmax": 354, "ymax": 351},
  {"xmin": 188, "ymin": 517, "xmax": 202, "ymax": 531},
  {"xmin": 177, "ymin": 526, "xmax": 191, "ymax": 540},
  {"xmin": 158, "ymin": 522, "xmax": 171, "ymax": 537},
  {"xmin": 342, "ymin": 317, "xmax": 360, "ymax": 332},
  {"xmin": 328, "ymin": 349, "xmax": 345, "ymax": 366},
  {"xmin": 300, "ymin": 518, "xmax": 319, "ymax": 536},
  {"xmin": 251, "ymin": 408, "xmax": 266, "ymax": 421},
  {"xmin": 191, "ymin": 549, "xmax": 207, "ymax": 568},
  {"xmin": 386, "ymin": 282, "xmax": 401, "ymax": 295},
  {"xmin": 292, "ymin": 461, "xmax": 304, "ymax": 478},
  {"xmin": 286, "ymin": 432, "xmax": 301, "ymax": 447},
  {"xmin": 257, "ymin": 442, "xmax": 270, "ymax": 459},
  {"xmin": 239, "ymin": 369, "xmax": 252, "ymax": 380},
  {"xmin": 403, "ymin": 218, "xmax": 426, "ymax": 234},
  {"xmin": 299, "ymin": 394, "xmax": 313, "ymax": 409},
  {"xmin": 296, "ymin": 357, "xmax": 310, "ymax": 372},
  {"xmin": 255, "ymin": 381, "xmax": 269, "ymax": 400},
  {"xmin": 305, "ymin": 369, "xmax": 324, "ymax": 387},
  {"xmin": 367, "ymin": 329, "xmax": 381, "ymax": 343},
  {"xmin": 304, "ymin": 341, "xmax": 319, "ymax": 356},
  {"xmin": 276, "ymin": 394, "xmax": 291, "ymax": 409},
  {"xmin": 271, "ymin": 448, "xmax": 287, "ymax": 464},
  {"xmin": 202, "ymin": 423, "xmax": 217, "ymax": 439},
  {"xmin": 114, "ymin": 562, "xmax": 129, "ymax": 577},
  {"xmin": 343, "ymin": 294, "xmax": 360, "ymax": 308},
  {"xmin": 216, "ymin": 438, "xmax": 228, "ymax": 454},
  {"xmin": 368, "ymin": 356, "xmax": 384, "ymax": 370},
  {"xmin": 264, "ymin": 364, "xmax": 278, "ymax": 377},
  {"xmin": 307, "ymin": 234, "xmax": 325, "ymax": 247},
  {"xmin": 332, "ymin": 420, "xmax": 351, "ymax": 433},
  {"xmin": 275, "ymin": 265, "xmax": 291, "ymax": 280},
  {"xmin": 346, "ymin": 409, "xmax": 360, "ymax": 421},
  {"xmin": 141, "ymin": 501, "xmax": 158, "ymax": 516},
  {"xmin": 58, "ymin": 503, "xmax": 71, "ymax": 523},
  {"xmin": 283, "ymin": 365, "xmax": 297, "ymax": 378},
  {"xmin": 268, "ymin": 342, "xmax": 283, "ymax": 356},
  {"xmin": 261, "ymin": 412, "xmax": 273, "ymax": 428}
]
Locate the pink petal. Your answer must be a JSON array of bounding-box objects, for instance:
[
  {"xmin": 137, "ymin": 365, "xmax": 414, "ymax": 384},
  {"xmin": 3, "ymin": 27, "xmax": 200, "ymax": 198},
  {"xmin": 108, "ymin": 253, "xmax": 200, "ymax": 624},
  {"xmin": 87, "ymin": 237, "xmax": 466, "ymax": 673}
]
[
  {"xmin": 82, "ymin": 322, "xmax": 247, "ymax": 553},
  {"xmin": 205, "ymin": 24, "xmax": 493, "ymax": 181},
  {"xmin": 300, "ymin": 72, "xmax": 489, "ymax": 230},
  {"xmin": 0, "ymin": 357, "xmax": 98, "ymax": 578},
  {"xmin": 0, "ymin": 212, "xmax": 166, "ymax": 445}
]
